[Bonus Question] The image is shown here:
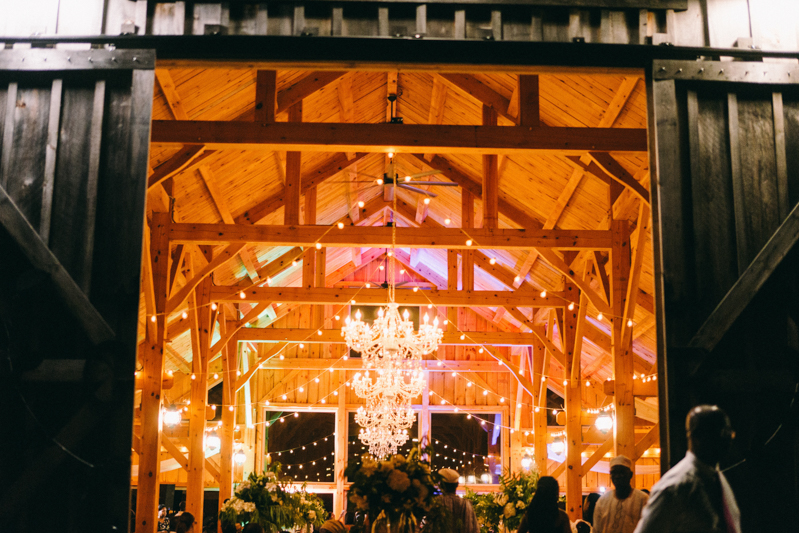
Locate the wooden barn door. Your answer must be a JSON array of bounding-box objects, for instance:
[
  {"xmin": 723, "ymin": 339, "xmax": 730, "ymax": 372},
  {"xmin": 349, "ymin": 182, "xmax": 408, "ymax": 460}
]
[
  {"xmin": 0, "ymin": 49, "xmax": 154, "ymax": 531},
  {"xmin": 649, "ymin": 60, "xmax": 799, "ymax": 530}
]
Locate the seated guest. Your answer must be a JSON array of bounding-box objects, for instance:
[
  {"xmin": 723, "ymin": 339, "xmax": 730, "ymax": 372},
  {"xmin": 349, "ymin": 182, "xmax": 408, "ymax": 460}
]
[
  {"xmin": 320, "ymin": 519, "xmax": 345, "ymax": 533},
  {"xmin": 517, "ymin": 476, "xmax": 571, "ymax": 533}
]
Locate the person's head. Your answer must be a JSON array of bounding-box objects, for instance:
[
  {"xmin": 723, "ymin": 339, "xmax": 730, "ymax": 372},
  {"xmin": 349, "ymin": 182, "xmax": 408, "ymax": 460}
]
[
  {"xmin": 178, "ymin": 501, "xmax": 186, "ymax": 512},
  {"xmin": 575, "ymin": 520, "xmax": 591, "ymax": 533},
  {"xmin": 686, "ymin": 405, "xmax": 734, "ymax": 466},
  {"xmin": 320, "ymin": 519, "xmax": 345, "ymax": 533},
  {"xmin": 242, "ymin": 523, "xmax": 265, "ymax": 533},
  {"xmin": 609, "ymin": 456, "xmax": 633, "ymax": 493},
  {"xmin": 158, "ymin": 504, "xmax": 166, "ymax": 517},
  {"xmin": 641, "ymin": 489, "xmax": 650, "ymax": 495},
  {"xmin": 534, "ymin": 476, "xmax": 560, "ymax": 504},
  {"xmin": 175, "ymin": 512, "xmax": 195, "ymax": 533},
  {"xmin": 438, "ymin": 468, "xmax": 460, "ymax": 494}
]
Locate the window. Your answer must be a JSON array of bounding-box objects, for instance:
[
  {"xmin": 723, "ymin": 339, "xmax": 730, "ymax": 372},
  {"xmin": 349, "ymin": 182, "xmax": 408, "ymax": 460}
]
[
  {"xmin": 264, "ymin": 410, "xmax": 336, "ymax": 483},
  {"xmin": 430, "ymin": 412, "xmax": 502, "ymax": 484}
]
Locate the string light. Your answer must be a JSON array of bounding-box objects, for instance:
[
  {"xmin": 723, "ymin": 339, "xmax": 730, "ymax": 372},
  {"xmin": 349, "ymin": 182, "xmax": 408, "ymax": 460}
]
[
  {"xmin": 489, "ymin": 258, "xmax": 496, "ymax": 265},
  {"xmin": 337, "ymin": 222, "xmax": 344, "ymax": 229},
  {"xmin": 597, "ymin": 313, "xmax": 603, "ymax": 321},
  {"xmin": 423, "ymin": 198, "xmax": 431, "ymax": 205},
  {"xmin": 358, "ymin": 201, "xmax": 364, "ymax": 208},
  {"xmin": 444, "ymin": 218, "xmax": 451, "ymax": 225},
  {"xmin": 540, "ymin": 290, "xmax": 547, "ymax": 298}
]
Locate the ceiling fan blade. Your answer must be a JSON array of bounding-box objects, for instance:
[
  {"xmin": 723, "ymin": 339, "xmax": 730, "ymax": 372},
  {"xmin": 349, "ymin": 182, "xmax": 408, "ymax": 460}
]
[
  {"xmin": 407, "ymin": 169, "xmax": 444, "ymax": 179},
  {"xmin": 402, "ymin": 181, "xmax": 459, "ymax": 187},
  {"xmin": 398, "ymin": 184, "xmax": 438, "ymax": 197}
]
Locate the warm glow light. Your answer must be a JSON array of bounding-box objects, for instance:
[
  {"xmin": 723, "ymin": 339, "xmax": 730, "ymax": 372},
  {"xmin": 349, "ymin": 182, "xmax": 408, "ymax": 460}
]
[
  {"xmin": 316, "ymin": 242, "xmax": 322, "ymax": 250},
  {"xmin": 233, "ymin": 450, "xmax": 247, "ymax": 465},
  {"xmin": 489, "ymin": 257, "xmax": 496, "ymax": 265},
  {"xmin": 150, "ymin": 315, "xmax": 156, "ymax": 323},
  {"xmin": 214, "ymin": 373, "xmax": 219, "ymax": 380},
  {"xmin": 191, "ymin": 374, "xmax": 196, "ymax": 380},
  {"xmin": 206, "ymin": 433, "xmax": 221, "ymax": 453},
  {"xmin": 540, "ymin": 290, "xmax": 547, "ymax": 298},
  {"xmin": 182, "ymin": 312, "xmax": 188, "ymax": 319},
  {"xmin": 465, "ymin": 239, "xmax": 473, "ymax": 246},
  {"xmin": 163, "ymin": 408, "xmax": 182, "ymax": 427},
  {"xmin": 627, "ymin": 319, "xmax": 633, "ymax": 327},
  {"xmin": 423, "ymin": 198, "xmax": 430, "ymax": 205},
  {"xmin": 597, "ymin": 313, "xmax": 603, "ymax": 320},
  {"xmin": 551, "ymin": 437, "xmax": 565, "ymax": 455},
  {"xmin": 568, "ymin": 302, "xmax": 575, "ymax": 311},
  {"xmin": 358, "ymin": 201, "xmax": 365, "ymax": 208},
  {"xmin": 211, "ymin": 303, "xmax": 217, "ymax": 311},
  {"xmin": 239, "ymin": 291, "xmax": 246, "ymax": 299},
  {"xmin": 337, "ymin": 222, "xmax": 344, "ymax": 229},
  {"xmin": 596, "ymin": 413, "xmax": 614, "ymax": 433},
  {"xmin": 444, "ymin": 218, "xmax": 451, "ymax": 225}
]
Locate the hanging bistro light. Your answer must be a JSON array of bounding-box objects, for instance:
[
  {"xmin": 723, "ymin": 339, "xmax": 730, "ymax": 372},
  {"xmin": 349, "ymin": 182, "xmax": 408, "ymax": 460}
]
[
  {"xmin": 341, "ymin": 177, "xmax": 443, "ymax": 457},
  {"xmin": 551, "ymin": 437, "xmax": 565, "ymax": 455},
  {"xmin": 233, "ymin": 449, "xmax": 247, "ymax": 466},
  {"xmin": 163, "ymin": 406, "xmax": 183, "ymax": 427},
  {"xmin": 595, "ymin": 412, "xmax": 614, "ymax": 433},
  {"xmin": 206, "ymin": 432, "xmax": 221, "ymax": 454}
]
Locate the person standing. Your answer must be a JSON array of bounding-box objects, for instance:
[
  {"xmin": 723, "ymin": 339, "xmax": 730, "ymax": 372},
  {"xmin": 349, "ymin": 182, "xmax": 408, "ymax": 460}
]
[
  {"xmin": 517, "ymin": 476, "xmax": 570, "ymax": 533},
  {"xmin": 634, "ymin": 405, "xmax": 741, "ymax": 533},
  {"xmin": 593, "ymin": 456, "xmax": 648, "ymax": 533},
  {"xmin": 436, "ymin": 468, "xmax": 480, "ymax": 533}
]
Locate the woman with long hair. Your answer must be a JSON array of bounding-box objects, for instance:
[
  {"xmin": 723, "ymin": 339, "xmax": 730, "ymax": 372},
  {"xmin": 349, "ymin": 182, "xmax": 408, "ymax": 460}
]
[{"xmin": 517, "ymin": 476, "xmax": 571, "ymax": 533}]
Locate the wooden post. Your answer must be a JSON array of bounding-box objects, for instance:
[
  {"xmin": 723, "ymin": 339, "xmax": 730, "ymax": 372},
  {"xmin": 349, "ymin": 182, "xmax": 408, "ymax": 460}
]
[
  {"xmin": 218, "ymin": 316, "xmax": 238, "ymax": 531},
  {"xmin": 334, "ymin": 367, "xmax": 347, "ymax": 517},
  {"xmin": 482, "ymin": 105, "xmax": 499, "ymax": 229},
  {"xmin": 611, "ymin": 219, "xmax": 635, "ymax": 469},
  {"xmin": 518, "ymin": 75, "xmax": 540, "ymax": 127},
  {"xmin": 254, "ymin": 70, "xmax": 277, "ymax": 123},
  {"xmin": 447, "ymin": 249, "xmax": 458, "ymax": 329},
  {"xmin": 314, "ymin": 246, "xmax": 326, "ymax": 328},
  {"xmin": 461, "ymin": 190, "xmax": 474, "ymax": 291},
  {"xmin": 532, "ymin": 337, "xmax": 548, "ymax": 475},
  {"xmin": 187, "ymin": 276, "xmax": 214, "ymax": 519},
  {"xmin": 284, "ymin": 102, "xmax": 302, "ymax": 225},
  {"xmin": 563, "ymin": 283, "xmax": 584, "ymax": 522},
  {"xmin": 135, "ymin": 212, "xmax": 170, "ymax": 533},
  {"xmin": 420, "ymin": 370, "xmax": 430, "ymax": 440}
]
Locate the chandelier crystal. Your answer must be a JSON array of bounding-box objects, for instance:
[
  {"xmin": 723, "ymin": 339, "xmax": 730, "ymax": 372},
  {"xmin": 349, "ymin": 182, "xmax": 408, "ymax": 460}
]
[{"xmin": 341, "ymin": 184, "xmax": 443, "ymax": 457}]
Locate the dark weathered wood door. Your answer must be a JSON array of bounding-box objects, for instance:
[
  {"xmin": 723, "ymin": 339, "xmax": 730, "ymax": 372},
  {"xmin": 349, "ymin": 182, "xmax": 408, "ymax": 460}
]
[
  {"xmin": 649, "ymin": 59, "xmax": 799, "ymax": 531},
  {"xmin": 0, "ymin": 48, "xmax": 154, "ymax": 531}
]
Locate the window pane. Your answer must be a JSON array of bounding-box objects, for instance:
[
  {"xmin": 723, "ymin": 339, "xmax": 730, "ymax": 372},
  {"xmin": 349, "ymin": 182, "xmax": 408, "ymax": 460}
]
[
  {"xmin": 347, "ymin": 411, "xmax": 419, "ymax": 480},
  {"xmin": 431, "ymin": 412, "xmax": 502, "ymax": 484},
  {"xmin": 264, "ymin": 410, "xmax": 336, "ymax": 483}
]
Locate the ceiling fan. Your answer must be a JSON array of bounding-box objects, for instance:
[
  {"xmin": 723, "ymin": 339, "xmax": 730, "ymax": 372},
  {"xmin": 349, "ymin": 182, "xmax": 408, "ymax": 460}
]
[{"xmin": 334, "ymin": 156, "xmax": 459, "ymax": 198}]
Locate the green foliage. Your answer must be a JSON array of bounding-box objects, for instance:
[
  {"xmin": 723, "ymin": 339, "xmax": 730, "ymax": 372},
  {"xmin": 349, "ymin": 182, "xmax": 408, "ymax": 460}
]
[
  {"xmin": 464, "ymin": 468, "xmax": 539, "ymax": 533},
  {"xmin": 219, "ymin": 462, "xmax": 326, "ymax": 532},
  {"xmin": 345, "ymin": 445, "xmax": 449, "ymax": 532}
]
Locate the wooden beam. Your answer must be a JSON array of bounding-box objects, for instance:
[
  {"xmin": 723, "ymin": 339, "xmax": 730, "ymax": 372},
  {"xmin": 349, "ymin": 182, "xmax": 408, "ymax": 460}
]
[
  {"xmin": 503, "ymin": 307, "xmax": 566, "ymax": 365},
  {"xmin": 610, "ymin": 219, "xmax": 635, "ymax": 468},
  {"xmin": 285, "ymin": 103, "xmax": 303, "ymax": 225},
  {"xmin": 537, "ymin": 248, "xmax": 612, "ymax": 315},
  {"xmin": 562, "ymin": 283, "xmax": 582, "ymax": 522},
  {"xmin": 581, "ymin": 435, "xmax": 614, "ymax": 476},
  {"xmin": 533, "ymin": 339, "xmax": 549, "ymax": 474},
  {"xmin": 482, "ymin": 106, "xmax": 499, "ymax": 229},
  {"xmin": 276, "ymin": 71, "xmax": 346, "ymax": 115},
  {"xmin": 168, "ymin": 224, "xmax": 613, "ymax": 250},
  {"xmin": 151, "ymin": 121, "xmax": 649, "ymax": 154},
  {"xmin": 0, "ymin": 184, "xmax": 114, "ymax": 345},
  {"xmin": 155, "ymin": 69, "xmax": 189, "ymax": 120},
  {"xmin": 236, "ymin": 152, "xmax": 368, "ymax": 225},
  {"xmin": 518, "ymin": 75, "xmax": 540, "ymax": 127},
  {"xmin": 219, "ymin": 316, "xmax": 237, "ymax": 510},
  {"xmin": 187, "ymin": 276, "xmax": 213, "ymax": 520},
  {"xmin": 589, "ymin": 152, "xmax": 650, "ymax": 205},
  {"xmin": 238, "ymin": 329, "xmax": 549, "ymax": 346},
  {"xmin": 212, "ymin": 286, "xmax": 570, "ymax": 307},
  {"xmin": 604, "ymin": 379, "xmax": 658, "ymax": 397},
  {"xmin": 633, "ymin": 423, "xmax": 660, "ymax": 461},
  {"xmin": 254, "ymin": 70, "xmax": 277, "ymax": 123},
  {"xmin": 438, "ymin": 73, "xmax": 516, "ymax": 124},
  {"xmin": 134, "ymin": 212, "xmax": 170, "ymax": 533},
  {"xmin": 166, "ymin": 243, "xmax": 245, "ymax": 314},
  {"xmin": 234, "ymin": 343, "xmax": 289, "ymax": 393},
  {"xmin": 598, "ymin": 77, "xmax": 639, "ymax": 128},
  {"xmin": 337, "ymin": 74, "xmax": 356, "ymax": 160},
  {"xmin": 147, "ymin": 144, "xmax": 210, "ymax": 190},
  {"xmin": 690, "ymin": 200, "xmax": 799, "ymax": 352},
  {"xmin": 620, "ymin": 204, "xmax": 650, "ymax": 353}
]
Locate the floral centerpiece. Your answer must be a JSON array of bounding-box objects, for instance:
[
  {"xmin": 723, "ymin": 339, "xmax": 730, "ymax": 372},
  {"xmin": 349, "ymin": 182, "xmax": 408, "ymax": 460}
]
[
  {"xmin": 465, "ymin": 469, "xmax": 539, "ymax": 533},
  {"xmin": 345, "ymin": 445, "xmax": 448, "ymax": 533},
  {"xmin": 219, "ymin": 462, "xmax": 326, "ymax": 532}
]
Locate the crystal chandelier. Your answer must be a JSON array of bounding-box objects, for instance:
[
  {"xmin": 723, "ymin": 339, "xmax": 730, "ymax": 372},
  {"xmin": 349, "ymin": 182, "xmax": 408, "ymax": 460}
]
[{"xmin": 341, "ymin": 190, "xmax": 443, "ymax": 457}]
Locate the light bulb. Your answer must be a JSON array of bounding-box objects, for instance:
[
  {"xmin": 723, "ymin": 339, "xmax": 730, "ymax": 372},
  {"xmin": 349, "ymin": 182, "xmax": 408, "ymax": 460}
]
[
  {"xmin": 444, "ymin": 218, "xmax": 451, "ymax": 225},
  {"xmin": 540, "ymin": 290, "xmax": 547, "ymax": 298},
  {"xmin": 211, "ymin": 303, "xmax": 217, "ymax": 310},
  {"xmin": 413, "ymin": 287, "xmax": 418, "ymax": 292},
  {"xmin": 239, "ymin": 291, "xmax": 245, "ymax": 299},
  {"xmin": 150, "ymin": 316, "xmax": 156, "ymax": 323},
  {"xmin": 478, "ymin": 347, "xmax": 484, "ymax": 353},
  {"xmin": 404, "ymin": 176, "xmax": 410, "ymax": 182},
  {"xmin": 423, "ymin": 198, "xmax": 430, "ymax": 205},
  {"xmin": 377, "ymin": 178, "xmax": 383, "ymax": 185},
  {"xmin": 568, "ymin": 302, "xmax": 575, "ymax": 311},
  {"xmin": 595, "ymin": 413, "xmax": 614, "ymax": 432},
  {"xmin": 597, "ymin": 313, "xmax": 603, "ymax": 320},
  {"xmin": 206, "ymin": 434, "xmax": 221, "ymax": 453},
  {"xmin": 466, "ymin": 239, "xmax": 472, "ymax": 246},
  {"xmin": 316, "ymin": 242, "xmax": 322, "ymax": 250},
  {"xmin": 403, "ymin": 310, "xmax": 410, "ymax": 320},
  {"xmin": 357, "ymin": 201, "xmax": 364, "ymax": 208},
  {"xmin": 182, "ymin": 311, "xmax": 188, "ymax": 319},
  {"xmin": 627, "ymin": 319, "xmax": 633, "ymax": 327},
  {"xmin": 365, "ymin": 282, "xmax": 371, "ymax": 288},
  {"xmin": 191, "ymin": 374, "xmax": 196, "ymax": 380},
  {"xmin": 552, "ymin": 409, "xmax": 557, "ymax": 416},
  {"xmin": 233, "ymin": 450, "xmax": 247, "ymax": 465},
  {"xmin": 163, "ymin": 408, "xmax": 182, "ymax": 427},
  {"xmin": 337, "ymin": 222, "xmax": 344, "ymax": 229},
  {"xmin": 514, "ymin": 276, "xmax": 520, "ymax": 283},
  {"xmin": 355, "ymin": 310, "xmax": 361, "ymax": 320},
  {"xmin": 334, "ymin": 315, "xmax": 340, "ymax": 321},
  {"xmin": 299, "ymin": 343, "xmax": 304, "ymax": 349}
]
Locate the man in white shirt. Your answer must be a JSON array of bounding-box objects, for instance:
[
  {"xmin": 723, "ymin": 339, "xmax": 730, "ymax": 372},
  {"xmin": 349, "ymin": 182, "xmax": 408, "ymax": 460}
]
[
  {"xmin": 633, "ymin": 405, "xmax": 741, "ymax": 533},
  {"xmin": 594, "ymin": 455, "xmax": 649, "ymax": 533}
]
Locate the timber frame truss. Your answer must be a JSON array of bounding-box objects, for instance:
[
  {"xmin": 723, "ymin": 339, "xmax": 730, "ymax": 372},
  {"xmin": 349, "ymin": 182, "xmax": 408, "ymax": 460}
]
[{"xmin": 135, "ymin": 66, "xmax": 657, "ymax": 530}]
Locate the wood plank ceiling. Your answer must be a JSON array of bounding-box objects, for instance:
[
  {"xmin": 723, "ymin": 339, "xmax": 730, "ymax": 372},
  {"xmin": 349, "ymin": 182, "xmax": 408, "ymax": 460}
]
[{"xmin": 141, "ymin": 67, "xmax": 654, "ymax": 411}]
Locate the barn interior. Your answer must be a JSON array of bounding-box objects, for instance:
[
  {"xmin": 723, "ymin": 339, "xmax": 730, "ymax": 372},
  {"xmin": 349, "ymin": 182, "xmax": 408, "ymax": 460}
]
[{"xmin": 134, "ymin": 64, "xmax": 659, "ymax": 522}]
